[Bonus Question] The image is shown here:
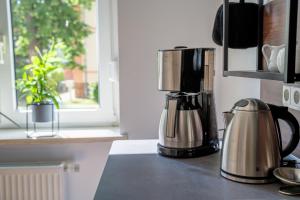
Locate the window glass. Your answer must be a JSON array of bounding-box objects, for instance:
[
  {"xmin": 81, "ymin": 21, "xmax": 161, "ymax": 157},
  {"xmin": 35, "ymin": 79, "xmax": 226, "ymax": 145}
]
[{"xmin": 11, "ymin": 0, "xmax": 99, "ymax": 109}]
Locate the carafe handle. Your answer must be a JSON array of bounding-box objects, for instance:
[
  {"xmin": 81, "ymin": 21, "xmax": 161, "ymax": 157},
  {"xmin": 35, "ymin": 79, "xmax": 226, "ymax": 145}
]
[
  {"xmin": 166, "ymin": 99, "xmax": 177, "ymax": 138},
  {"xmin": 268, "ymin": 104, "xmax": 300, "ymax": 157}
]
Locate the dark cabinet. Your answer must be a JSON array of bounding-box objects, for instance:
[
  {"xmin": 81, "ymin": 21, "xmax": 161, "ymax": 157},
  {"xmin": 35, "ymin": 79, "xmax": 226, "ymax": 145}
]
[{"xmin": 223, "ymin": 0, "xmax": 300, "ymax": 83}]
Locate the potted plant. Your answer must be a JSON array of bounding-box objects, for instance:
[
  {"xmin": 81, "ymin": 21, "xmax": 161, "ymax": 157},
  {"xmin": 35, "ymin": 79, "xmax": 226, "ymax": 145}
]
[{"xmin": 16, "ymin": 44, "xmax": 62, "ymax": 123}]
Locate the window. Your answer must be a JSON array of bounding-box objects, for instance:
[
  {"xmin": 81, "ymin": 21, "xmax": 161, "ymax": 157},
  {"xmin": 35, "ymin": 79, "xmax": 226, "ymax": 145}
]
[
  {"xmin": 12, "ymin": 0, "xmax": 100, "ymax": 109},
  {"xmin": 0, "ymin": 0, "xmax": 119, "ymax": 128}
]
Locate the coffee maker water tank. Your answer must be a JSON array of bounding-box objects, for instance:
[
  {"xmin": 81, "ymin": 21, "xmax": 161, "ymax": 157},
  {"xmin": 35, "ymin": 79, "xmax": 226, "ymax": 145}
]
[{"xmin": 158, "ymin": 47, "xmax": 206, "ymax": 93}]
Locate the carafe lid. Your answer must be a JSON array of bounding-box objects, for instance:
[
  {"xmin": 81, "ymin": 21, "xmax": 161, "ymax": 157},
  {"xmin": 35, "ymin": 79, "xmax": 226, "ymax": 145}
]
[
  {"xmin": 158, "ymin": 46, "xmax": 214, "ymax": 52},
  {"xmin": 165, "ymin": 92, "xmax": 201, "ymax": 110},
  {"xmin": 232, "ymin": 98, "xmax": 270, "ymax": 111}
]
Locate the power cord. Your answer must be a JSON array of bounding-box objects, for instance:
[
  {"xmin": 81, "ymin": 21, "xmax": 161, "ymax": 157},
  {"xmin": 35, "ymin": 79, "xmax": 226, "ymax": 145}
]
[{"xmin": 0, "ymin": 112, "xmax": 21, "ymax": 128}]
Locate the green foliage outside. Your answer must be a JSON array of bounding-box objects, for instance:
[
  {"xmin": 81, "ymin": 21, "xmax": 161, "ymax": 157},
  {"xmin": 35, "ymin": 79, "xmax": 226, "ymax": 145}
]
[
  {"xmin": 16, "ymin": 43, "xmax": 63, "ymax": 108},
  {"xmin": 89, "ymin": 82, "xmax": 98, "ymax": 103},
  {"xmin": 11, "ymin": 0, "xmax": 94, "ymax": 78}
]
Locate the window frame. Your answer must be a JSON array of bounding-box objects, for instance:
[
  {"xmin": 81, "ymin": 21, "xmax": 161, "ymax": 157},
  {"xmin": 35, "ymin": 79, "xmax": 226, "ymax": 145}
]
[{"xmin": 0, "ymin": 0, "xmax": 119, "ymax": 128}]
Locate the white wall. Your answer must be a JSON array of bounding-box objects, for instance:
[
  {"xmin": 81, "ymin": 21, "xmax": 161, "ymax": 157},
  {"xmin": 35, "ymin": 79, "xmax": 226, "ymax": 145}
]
[
  {"xmin": 0, "ymin": 142, "xmax": 112, "ymax": 200},
  {"xmin": 118, "ymin": 0, "xmax": 261, "ymax": 139},
  {"xmin": 214, "ymin": 48, "xmax": 260, "ymax": 129}
]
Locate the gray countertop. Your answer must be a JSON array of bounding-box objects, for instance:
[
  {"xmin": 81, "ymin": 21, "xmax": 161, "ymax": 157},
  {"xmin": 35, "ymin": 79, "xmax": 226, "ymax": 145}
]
[{"xmin": 94, "ymin": 140, "xmax": 299, "ymax": 200}]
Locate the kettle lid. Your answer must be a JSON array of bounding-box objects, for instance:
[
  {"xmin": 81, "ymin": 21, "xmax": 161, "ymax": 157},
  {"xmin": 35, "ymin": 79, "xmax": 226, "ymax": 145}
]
[{"xmin": 232, "ymin": 98, "xmax": 270, "ymax": 111}]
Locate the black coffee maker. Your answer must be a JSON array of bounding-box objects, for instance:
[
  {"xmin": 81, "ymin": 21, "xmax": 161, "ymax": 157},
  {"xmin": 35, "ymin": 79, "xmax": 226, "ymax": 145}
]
[{"xmin": 157, "ymin": 47, "xmax": 219, "ymax": 158}]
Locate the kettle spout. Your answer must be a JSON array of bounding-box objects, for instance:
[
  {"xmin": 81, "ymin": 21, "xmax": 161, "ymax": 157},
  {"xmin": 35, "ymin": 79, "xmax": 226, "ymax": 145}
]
[{"xmin": 223, "ymin": 111, "xmax": 234, "ymax": 128}]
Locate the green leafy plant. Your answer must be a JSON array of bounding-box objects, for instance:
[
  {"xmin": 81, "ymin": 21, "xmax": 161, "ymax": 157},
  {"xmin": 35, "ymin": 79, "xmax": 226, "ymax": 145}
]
[
  {"xmin": 16, "ymin": 44, "xmax": 62, "ymax": 108},
  {"xmin": 89, "ymin": 82, "xmax": 99, "ymax": 103}
]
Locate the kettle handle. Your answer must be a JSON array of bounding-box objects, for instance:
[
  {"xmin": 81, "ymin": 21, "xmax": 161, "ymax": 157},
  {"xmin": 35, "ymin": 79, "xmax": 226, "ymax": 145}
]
[{"xmin": 268, "ymin": 104, "xmax": 300, "ymax": 157}]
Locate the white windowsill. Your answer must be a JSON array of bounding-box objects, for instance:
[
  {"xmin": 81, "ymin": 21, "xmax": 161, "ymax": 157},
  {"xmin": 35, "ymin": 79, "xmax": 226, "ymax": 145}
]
[{"xmin": 0, "ymin": 127, "xmax": 127, "ymax": 145}]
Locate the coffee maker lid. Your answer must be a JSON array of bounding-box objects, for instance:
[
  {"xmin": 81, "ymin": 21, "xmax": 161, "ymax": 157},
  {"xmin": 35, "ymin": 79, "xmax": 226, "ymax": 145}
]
[{"xmin": 232, "ymin": 98, "xmax": 270, "ymax": 111}]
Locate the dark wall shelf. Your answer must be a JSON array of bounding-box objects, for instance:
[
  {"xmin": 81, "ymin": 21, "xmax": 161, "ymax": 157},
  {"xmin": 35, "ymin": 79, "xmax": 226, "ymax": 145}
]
[
  {"xmin": 223, "ymin": 0, "xmax": 299, "ymax": 83},
  {"xmin": 224, "ymin": 71, "xmax": 284, "ymax": 81}
]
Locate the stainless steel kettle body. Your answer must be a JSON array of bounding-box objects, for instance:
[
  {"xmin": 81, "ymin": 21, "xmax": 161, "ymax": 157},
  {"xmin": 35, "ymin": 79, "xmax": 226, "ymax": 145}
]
[{"xmin": 221, "ymin": 98, "xmax": 300, "ymax": 184}]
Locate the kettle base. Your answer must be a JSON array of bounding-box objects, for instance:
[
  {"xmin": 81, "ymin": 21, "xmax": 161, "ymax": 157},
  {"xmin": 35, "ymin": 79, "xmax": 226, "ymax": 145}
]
[
  {"xmin": 157, "ymin": 143, "xmax": 219, "ymax": 158},
  {"xmin": 220, "ymin": 170, "xmax": 276, "ymax": 184}
]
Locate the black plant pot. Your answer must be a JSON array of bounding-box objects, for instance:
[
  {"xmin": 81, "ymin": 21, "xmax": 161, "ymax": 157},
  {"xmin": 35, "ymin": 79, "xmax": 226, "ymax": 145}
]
[{"xmin": 31, "ymin": 102, "xmax": 54, "ymax": 123}]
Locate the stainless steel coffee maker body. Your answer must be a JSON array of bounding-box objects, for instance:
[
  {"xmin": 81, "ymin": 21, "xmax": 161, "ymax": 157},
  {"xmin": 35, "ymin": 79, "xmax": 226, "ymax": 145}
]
[
  {"xmin": 157, "ymin": 47, "xmax": 218, "ymax": 158},
  {"xmin": 221, "ymin": 99, "xmax": 300, "ymax": 183}
]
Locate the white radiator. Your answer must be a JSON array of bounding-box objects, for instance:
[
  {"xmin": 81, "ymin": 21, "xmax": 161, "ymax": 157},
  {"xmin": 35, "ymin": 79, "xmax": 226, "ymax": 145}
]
[{"xmin": 0, "ymin": 162, "xmax": 64, "ymax": 200}]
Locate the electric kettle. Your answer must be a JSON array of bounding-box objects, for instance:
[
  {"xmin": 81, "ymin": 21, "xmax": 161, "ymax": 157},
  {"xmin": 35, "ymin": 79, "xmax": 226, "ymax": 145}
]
[{"xmin": 221, "ymin": 98, "xmax": 300, "ymax": 184}]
